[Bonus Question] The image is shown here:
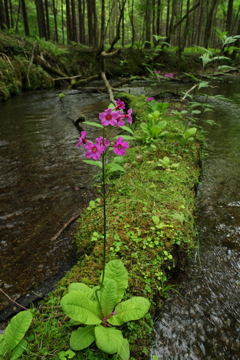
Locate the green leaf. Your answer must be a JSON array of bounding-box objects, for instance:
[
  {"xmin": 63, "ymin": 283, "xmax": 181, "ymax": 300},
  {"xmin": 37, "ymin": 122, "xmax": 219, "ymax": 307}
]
[
  {"xmin": 108, "ymin": 297, "xmax": 150, "ymax": 326},
  {"xmin": 184, "ymin": 127, "xmax": 197, "ymax": 139},
  {"xmin": 0, "ymin": 335, "xmax": 7, "ymax": 356},
  {"xmin": 152, "ymin": 216, "xmax": 159, "ymax": 225},
  {"xmin": 198, "ymin": 81, "xmax": 209, "ymax": 90},
  {"xmin": 106, "ymin": 163, "xmax": 126, "ymax": 173},
  {"xmin": 108, "ymin": 103, "xmax": 115, "ymax": 109},
  {"xmin": 5, "ymin": 311, "xmax": 32, "ymax": 351},
  {"xmin": 95, "ymin": 326, "xmax": 123, "ymax": 354},
  {"xmin": 70, "ymin": 326, "xmax": 95, "ymax": 351},
  {"xmin": 84, "ymin": 121, "xmax": 103, "ymax": 128},
  {"xmin": 10, "ymin": 339, "xmax": 27, "ymax": 360},
  {"xmin": 58, "ymin": 350, "xmax": 76, "ymax": 359},
  {"xmin": 68, "ymin": 283, "xmax": 93, "ymax": 298},
  {"xmin": 121, "ymin": 126, "xmax": 134, "ymax": 135},
  {"xmin": 61, "ymin": 291, "xmax": 102, "ymax": 325},
  {"xmin": 103, "ymin": 260, "xmax": 128, "ymax": 303},
  {"xmin": 83, "ymin": 160, "xmax": 102, "ymax": 168},
  {"xmin": 100, "ymin": 279, "xmax": 118, "ymax": 318},
  {"xmin": 115, "ymin": 135, "xmax": 134, "ymax": 140},
  {"xmin": 118, "ymin": 338, "xmax": 130, "ymax": 360}
]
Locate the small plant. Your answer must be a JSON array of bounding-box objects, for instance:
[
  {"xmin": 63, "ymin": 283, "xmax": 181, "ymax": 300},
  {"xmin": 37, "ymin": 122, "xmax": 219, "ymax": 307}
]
[
  {"xmin": 0, "ymin": 311, "xmax": 33, "ymax": 360},
  {"xmin": 61, "ymin": 260, "xmax": 150, "ymax": 359},
  {"xmin": 156, "ymin": 156, "xmax": 179, "ymax": 170}
]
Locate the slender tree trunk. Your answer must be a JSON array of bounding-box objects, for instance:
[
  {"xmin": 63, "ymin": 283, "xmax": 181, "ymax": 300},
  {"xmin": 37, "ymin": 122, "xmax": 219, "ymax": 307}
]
[
  {"xmin": 71, "ymin": 0, "xmax": 77, "ymax": 42},
  {"xmin": 156, "ymin": 0, "xmax": 161, "ymax": 35},
  {"xmin": 0, "ymin": 0, "xmax": 6, "ymax": 29},
  {"xmin": 52, "ymin": 0, "xmax": 58, "ymax": 42},
  {"xmin": 78, "ymin": 0, "xmax": 85, "ymax": 44},
  {"xmin": 4, "ymin": 0, "xmax": 10, "ymax": 28},
  {"xmin": 226, "ymin": 0, "xmax": 233, "ymax": 33},
  {"xmin": 203, "ymin": 0, "xmax": 218, "ymax": 48},
  {"xmin": 21, "ymin": 0, "xmax": 30, "ymax": 36},
  {"xmin": 35, "ymin": 0, "xmax": 47, "ymax": 38},
  {"xmin": 87, "ymin": 0, "xmax": 93, "ymax": 46},
  {"xmin": 66, "ymin": 0, "xmax": 72, "ymax": 42},
  {"xmin": 44, "ymin": 0, "xmax": 50, "ymax": 39}
]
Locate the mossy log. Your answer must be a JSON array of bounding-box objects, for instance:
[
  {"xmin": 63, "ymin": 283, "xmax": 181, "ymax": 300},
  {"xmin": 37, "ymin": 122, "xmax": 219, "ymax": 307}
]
[{"xmin": 34, "ymin": 56, "xmax": 68, "ymax": 78}]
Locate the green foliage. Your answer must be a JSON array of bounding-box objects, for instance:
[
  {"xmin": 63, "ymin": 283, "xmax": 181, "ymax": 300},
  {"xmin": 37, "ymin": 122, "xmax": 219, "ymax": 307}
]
[
  {"xmin": 0, "ymin": 311, "xmax": 33, "ymax": 360},
  {"xmin": 61, "ymin": 260, "xmax": 150, "ymax": 359}
]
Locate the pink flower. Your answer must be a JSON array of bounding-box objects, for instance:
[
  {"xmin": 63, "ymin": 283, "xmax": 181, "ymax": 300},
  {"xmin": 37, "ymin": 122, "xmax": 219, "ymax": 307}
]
[
  {"xmin": 169, "ymin": 73, "xmax": 174, "ymax": 78},
  {"xmin": 76, "ymin": 131, "xmax": 87, "ymax": 147},
  {"xmin": 113, "ymin": 137, "xmax": 129, "ymax": 156},
  {"xmin": 155, "ymin": 70, "xmax": 161, "ymax": 74},
  {"xmin": 95, "ymin": 136, "xmax": 110, "ymax": 150},
  {"xmin": 115, "ymin": 99, "xmax": 125, "ymax": 110},
  {"xmin": 99, "ymin": 109, "xmax": 119, "ymax": 126},
  {"xmin": 84, "ymin": 142, "xmax": 105, "ymax": 160},
  {"xmin": 125, "ymin": 109, "xmax": 132, "ymax": 125},
  {"xmin": 146, "ymin": 97, "xmax": 154, "ymax": 101},
  {"xmin": 116, "ymin": 115, "xmax": 125, "ymax": 128},
  {"xmin": 164, "ymin": 74, "xmax": 169, "ymax": 78}
]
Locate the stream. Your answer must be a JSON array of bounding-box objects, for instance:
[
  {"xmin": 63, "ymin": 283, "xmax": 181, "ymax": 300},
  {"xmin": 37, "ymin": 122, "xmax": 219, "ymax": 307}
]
[
  {"xmin": 0, "ymin": 89, "xmax": 109, "ymax": 314},
  {"xmin": 151, "ymin": 83, "xmax": 240, "ymax": 359}
]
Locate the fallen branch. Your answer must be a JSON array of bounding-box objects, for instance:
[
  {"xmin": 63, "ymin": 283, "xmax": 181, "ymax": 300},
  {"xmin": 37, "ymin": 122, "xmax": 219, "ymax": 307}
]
[
  {"xmin": 53, "ymin": 74, "xmax": 83, "ymax": 81},
  {"xmin": 0, "ymin": 289, "xmax": 29, "ymax": 311},
  {"xmin": 50, "ymin": 213, "xmax": 81, "ymax": 242},
  {"xmin": 69, "ymin": 74, "xmax": 100, "ymax": 89},
  {"xmin": 181, "ymin": 83, "xmax": 198, "ymax": 101},
  {"xmin": 101, "ymin": 71, "xmax": 116, "ymax": 105},
  {"xmin": 34, "ymin": 56, "xmax": 68, "ymax": 78}
]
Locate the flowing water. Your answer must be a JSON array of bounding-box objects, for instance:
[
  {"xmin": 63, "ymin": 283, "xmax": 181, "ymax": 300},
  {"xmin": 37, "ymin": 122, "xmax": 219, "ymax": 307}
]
[
  {"xmin": 151, "ymin": 83, "xmax": 240, "ymax": 359},
  {"xmin": 0, "ymin": 89, "xmax": 109, "ymax": 313}
]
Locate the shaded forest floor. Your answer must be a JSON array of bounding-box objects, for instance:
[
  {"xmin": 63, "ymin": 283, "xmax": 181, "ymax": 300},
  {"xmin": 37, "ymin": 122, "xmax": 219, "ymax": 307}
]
[{"xmin": 1, "ymin": 31, "xmax": 239, "ymax": 101}]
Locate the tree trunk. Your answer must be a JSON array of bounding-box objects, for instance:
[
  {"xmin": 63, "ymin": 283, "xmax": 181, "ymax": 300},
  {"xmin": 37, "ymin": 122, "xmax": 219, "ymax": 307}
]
[
  {"xmin": 52, "ymin": 0, "xmax": 58, "ymax": 42},
  {"xmin": 71, "ymin": 0, "xmax": 77, "ymax": 42},
  {"xmin": 0, "ymin": 0, "xmax": 6, "ymax": 30},
  {"xmin": 226, "ymin": 0, "xmax": 233, "ymax": 33},
  {"xmin": 35, "ymin": 0, "xmax": 47, "ymax": 38},
  {"xmin": 203, "ymin": 0, "xmax": 218, "ymax": 48},
  {"xmin": 4, "ymin": 0, "xmax": 10, "ymax": 28},
  {"xmin": 21, "ymin": 0, "xmax": 30, "ymax": 36}
]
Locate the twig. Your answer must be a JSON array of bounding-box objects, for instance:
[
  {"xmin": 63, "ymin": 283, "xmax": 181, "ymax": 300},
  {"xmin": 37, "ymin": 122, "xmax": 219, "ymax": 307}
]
[
  {"xmin": 27, "ymin": 41, "xmax": 36, "ymax": 87},
  {"xmin": 181, "ymin": 83, "xmax": 198, "ymax": 101},
  {"xmin": 50, "ymin": 213, "xmax": 81, "ymax": 242},
  {"xmin": 0, "ymin": 289, "xmax": 29, "ymax": 311}
]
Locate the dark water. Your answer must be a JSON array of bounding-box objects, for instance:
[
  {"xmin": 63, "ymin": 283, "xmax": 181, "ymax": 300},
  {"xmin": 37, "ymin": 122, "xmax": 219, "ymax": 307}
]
[
  {"xmin": 151, "ymin": 83, "xmax": 240, "ymax": 359},
  {"xmin": 0, "ymin": 90, "xmax": 109, "ymax": 312}
]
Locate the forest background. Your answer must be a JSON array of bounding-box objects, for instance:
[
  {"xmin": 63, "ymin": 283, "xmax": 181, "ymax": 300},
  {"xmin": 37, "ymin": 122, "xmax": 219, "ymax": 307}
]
[{"xmin": 0, "ymin": 0, "xmax": 240, "ymax": 55}]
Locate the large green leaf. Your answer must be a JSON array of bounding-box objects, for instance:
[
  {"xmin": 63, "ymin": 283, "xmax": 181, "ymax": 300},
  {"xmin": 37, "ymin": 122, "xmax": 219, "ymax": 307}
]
[
  {"xmin": 102, "ymin": 260, "xmax": 128, "ymax": 303},
  {"xmin": 100, "ymin": 279, "xmax": 118, "ymax": 319},
  {"xmin": 61, "ymin": 291, "xmax": 101, "ymax": 325},
  {"xmin": 68, "ymin": 283, "xmax": 93, "ymax": 298},
  {"xmin": 5, "ymin": 311, "xmax": 33, "ymax": 351},
  {"xmin": 95, "ymin": 325, "xmax": 123, "ymax": 354},
  {"xmin": 118, "ymin": 338, "xmax": 130, "ymax": 360},
  {"xmin": 106, "ymin": 163, "xmax": 126, "ymax": 173},
  {"xmin": 108, "ymin": 297, "xmax": 150, "ymax": 326},
  {"xmin": 84, "ymin": 121, "xmax": 103, "ymax": 128},
  {"xmin": 0, "ymin": 335, "xmax": 7, "ymax": 356},
  {"xmin": 70, "ymin": 326, "xmax": 95, "ymax": 351},
  {"xmin": 10, "ymin": 339, "xmax": 27, "ymax": 360},
  {"xmin": 121, "ymin": 126, "xmax": 134, "ymax": 135},
  {"xmin": 83, "ymin": 160, "xmax": 102, "ymax": 168}
]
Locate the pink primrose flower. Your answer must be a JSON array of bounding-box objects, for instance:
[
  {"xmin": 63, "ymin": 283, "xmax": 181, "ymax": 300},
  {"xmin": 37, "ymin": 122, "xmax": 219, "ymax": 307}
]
[
  {"xmin": 95, "ymin": 136, "xmax": 110, "ymax": 151},
  {"xmin": 84, "ymin": 142, "xmax": 105, "ymax": 160},
  {"xmin": 115, "ymin": 99, "xmax": 125, "ymax": 110},
  {"xmin": 113, "ymin": 137, "xmax": 129, "ymax": 156},
  {"xmin": 169, "ymin": 73, "xmax": 174, "ymax": 78},
  {"xmin": 164, "ymin": 74, "xmax": 169, "ymax": 78},
  {"xmin": 116, "ymin": 115, "xmax": 125, "ymax": 128},
  {"xmin": 146, "ymin": 97, "xmax": 154, "ymax": 101},
  {"xmin": 155, "ymin": 70, "xmax": 161, "ymax": 74},
  {"xmin": 125, "ymin": 108, "xmax": 132, "ymax": 125},
  {"xmin": 76, "ymin": 131, "xmax": 87, "ymax": 147},
  {"xmin": 99, "ymin": 109, "xmax": 119, "ymax": 126}
]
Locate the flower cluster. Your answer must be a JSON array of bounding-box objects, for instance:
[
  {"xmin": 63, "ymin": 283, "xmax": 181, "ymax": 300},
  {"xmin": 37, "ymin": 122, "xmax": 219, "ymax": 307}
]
[
  {"xmin": 76, "ymin": 99, "xmax": 131, "ymax": 160},
  {"xmin": 155, "ymin": 70, "xmax": 174, "ymax": 79}
]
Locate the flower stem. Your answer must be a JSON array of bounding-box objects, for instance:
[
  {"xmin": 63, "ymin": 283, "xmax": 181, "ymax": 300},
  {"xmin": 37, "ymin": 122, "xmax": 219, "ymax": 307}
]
[{"xmin": 100, "ymin": 149, "xmax": 107, "ymax": 289}]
